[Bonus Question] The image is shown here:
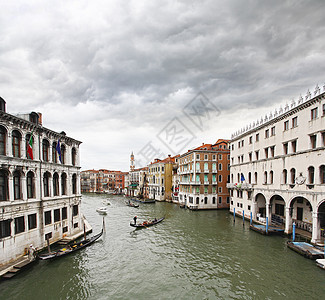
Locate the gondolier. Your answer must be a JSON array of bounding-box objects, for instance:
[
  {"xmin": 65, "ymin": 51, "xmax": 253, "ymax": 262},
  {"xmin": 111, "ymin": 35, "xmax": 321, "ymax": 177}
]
[{"xmin": 133, "ymin": 216, "xmax": 137, "ymax": 225}]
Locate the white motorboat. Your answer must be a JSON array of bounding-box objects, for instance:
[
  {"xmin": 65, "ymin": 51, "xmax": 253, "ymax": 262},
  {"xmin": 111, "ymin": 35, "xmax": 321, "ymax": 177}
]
[
  {"xmin": 316, "ymin": 258, "xmax": 325, "ymax": 270},
  {"xmin": 96, "ymin": 207, "xmax": 108, "ymax": 215}
]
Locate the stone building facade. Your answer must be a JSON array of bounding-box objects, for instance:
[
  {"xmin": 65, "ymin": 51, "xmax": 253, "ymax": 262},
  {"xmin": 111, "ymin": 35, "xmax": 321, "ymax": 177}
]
[
  {"xmin": 0, "ymin": 98, "xmax": 83, "ymax": 266},
  {"xmin": 228, "ymin": 87, "xmax": 325, "ymax": 243}
]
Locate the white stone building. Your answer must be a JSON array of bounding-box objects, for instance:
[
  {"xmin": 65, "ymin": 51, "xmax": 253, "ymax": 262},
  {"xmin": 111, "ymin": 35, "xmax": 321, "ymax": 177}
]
[
  {"xmin": 0, "ymin": 98, "xmax": 84, "ymax": 266},
  {"xmin": 228, "ymin": 87, "xmax": 325, "ymax": 243}
]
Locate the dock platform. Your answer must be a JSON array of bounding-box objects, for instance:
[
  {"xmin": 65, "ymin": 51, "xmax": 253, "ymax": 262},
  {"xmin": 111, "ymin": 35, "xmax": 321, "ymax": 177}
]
[
  {"xmin": 250, "ymin": 224, "xmax": 284, "ymax": 235},
  {"xmin": 287, "ymin": 241, "xmax": 324, "ymax": 259},
  {"xmin": 132, "ymin": 198, "xmax": 155, "ymax": 204}
]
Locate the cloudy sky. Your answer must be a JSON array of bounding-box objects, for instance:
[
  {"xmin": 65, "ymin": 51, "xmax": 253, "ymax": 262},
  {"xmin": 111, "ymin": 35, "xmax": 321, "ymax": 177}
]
[{"xmin": 1, "ymin": 0, "xmax": 325, "ymax": 171}]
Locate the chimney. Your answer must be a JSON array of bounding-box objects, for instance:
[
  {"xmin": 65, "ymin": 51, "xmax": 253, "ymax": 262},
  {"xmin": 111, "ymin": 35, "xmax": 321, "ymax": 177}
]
[
  {"xmin": 38, "ymin": 112, "xmax": 43, "ymax": 125},
  {"xmin": 0, "ymin": 97, "xmax": 6, "ymax": 112}
]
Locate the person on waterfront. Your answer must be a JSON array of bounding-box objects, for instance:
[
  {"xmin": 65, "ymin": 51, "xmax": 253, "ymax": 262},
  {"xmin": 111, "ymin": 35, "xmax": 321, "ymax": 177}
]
[
  {"xmin": 28, "ymin": 244, "xmax": 36, "ymax": 261},
  {"xmin": 133, "ymin": 216, "xmax": 137, "ymax": 225}
]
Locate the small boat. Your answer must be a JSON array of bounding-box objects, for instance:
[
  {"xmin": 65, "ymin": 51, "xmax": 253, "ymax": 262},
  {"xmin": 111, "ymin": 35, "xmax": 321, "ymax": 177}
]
[
  {"xmin": 38, "ymin": 229, "xmax": 103, "ymax": 260},
  {"xmin": 130, "ymin": 217, "xmax": 164, "ymax": 228},
  {"xmin": 96, "ymin": 207, "xmax": 108, "ymax": 214},
  {"xmin": 316, "ymin": 258, "xmax": 325, "ymax": 269},
  {"xmin": 102, "ymin": 199, "xmax": 111, "ymax": 205},
  {"xmin": 125, "ymin": 201, "xmax": 139, "ymax": 208}
]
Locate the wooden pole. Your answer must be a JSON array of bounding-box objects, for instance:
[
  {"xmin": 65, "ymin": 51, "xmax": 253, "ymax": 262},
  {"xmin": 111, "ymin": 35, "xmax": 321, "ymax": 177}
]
[
  {"xmin": 242, "ymin": 210, "xmax": 245, "ymax": 226},
  {"xmin": 46, "ymin": 235, "xmax": 51, "ymax": 253},
  {"xmin": 233, "ymin": 208, "xmax": 235, "ymax": 223}
]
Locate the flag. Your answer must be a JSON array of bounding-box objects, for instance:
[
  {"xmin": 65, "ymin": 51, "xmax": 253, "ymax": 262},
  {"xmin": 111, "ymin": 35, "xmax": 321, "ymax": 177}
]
[
  {"xmin": 56, "ymin": 139, "xmax": 62, "ymax": 163},
  {"xmin": 240, "ymin": 173, "xmax": 245, "ymax": 182},
  {"xmin": 27, "ymin": 133, "xmax": 33, "ymax": 160}
]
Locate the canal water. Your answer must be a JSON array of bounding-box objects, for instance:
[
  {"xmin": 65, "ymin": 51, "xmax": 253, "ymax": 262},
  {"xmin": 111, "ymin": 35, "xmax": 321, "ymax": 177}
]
[{"xmin": 2, "ymin": 194, "xmax": 325, "ymax": 299}]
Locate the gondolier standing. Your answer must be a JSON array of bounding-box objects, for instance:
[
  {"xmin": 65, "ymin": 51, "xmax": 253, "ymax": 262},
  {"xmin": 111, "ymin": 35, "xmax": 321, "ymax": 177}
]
[{"xmin": 133, "ymin": 216, "xmax": 137, "ymax": 225}]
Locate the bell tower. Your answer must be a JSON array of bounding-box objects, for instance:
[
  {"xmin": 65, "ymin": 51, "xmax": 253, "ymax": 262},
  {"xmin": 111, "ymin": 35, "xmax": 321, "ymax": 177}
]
[{"xmin": 130, "ymin": 151, "xmax": 135, "ymax": 171}]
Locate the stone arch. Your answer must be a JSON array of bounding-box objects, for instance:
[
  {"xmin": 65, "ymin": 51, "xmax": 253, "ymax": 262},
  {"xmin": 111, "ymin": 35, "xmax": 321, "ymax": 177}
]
[
  {"xmin": 270, "ymin": 194, "xmax": 286, "ymax": 225},
  {"xmin": 255, "ymin": 192, "xmax": 267, "ymax": 218},
  {"xmin": 317, "ymin": 200, "xmax": 325, "ymax": 236},
  {"xmin": 289, "ymin": 196, "xmax": 313, "ymax": 232}
]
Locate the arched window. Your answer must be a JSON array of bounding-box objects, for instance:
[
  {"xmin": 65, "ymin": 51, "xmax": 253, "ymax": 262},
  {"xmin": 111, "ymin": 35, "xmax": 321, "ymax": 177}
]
[
  {"xmin": 237, "ymin": 173, "xmax": 240, "ymax": 182},
  {"xmin": 212, "ymin": 196, "xmax": 216, "ymax": 204},
  {"xmin": 43, "ymin": 172, "xmax": 50, "ymax": 197},
  {"xmin": 52, "ymin": 142, "xmax": 57, "ymax": 163},
  {"xmin": 72, "ymin": 174, "xmax": 77, "ymax": 194},
  {"xmin": 290, "ymin": 168, "xmax": 296, "ymax": 184},
  {"xmin": 264, "ymin": 171, "xmax": 267, "ymax": 184},
  {"xmin": 12, "ymin": 130, "xmax": 21, "ymax": 158},
  {"xmin": 0, "ymin": 169, "xmax": 8, "ymax": 201},
  {"xmin": 72, "ymin": 148, "xmax": 77, "ymax": 166},
  {"xmin": 27, "ymin": 171, "xmax": 34, "ymax": 199},
  {"xmin": 248, "ymin": 172, "xmax": 251, "ymax": 184},
  {"xmin": 0, "ymin": 126, "xmax": 7, "ymax": 155},
  {"xmin": 283, "ymin": 169, "xmax": 288, "ymax": 184},
  {"xmin": 53, "ymin": 173, "xmax": 59, "ymax": 196},
  {"xmin": 42, "ymin": 139, "xmax": 49, "ymax": 162},
  {"xmin": 204, "ymin": 197, "xmax": 207, "ymax": 204},
  {"xmin": 270, "ymin": 171, "xmax": 274, "ymax": 184},
  {"xmin": 61, "ymin": 173, "xmax": 67, "ymax": 195},
  {"xmin": 196, "ymin": 197, "xmax": 199, "ymax": 204},
  {"xmin": 308, "ymin": 166, "xmax": 315, "ymax": 184},
  {"xmin": 26, "ymin": 133, "xmax": 33, "ymax": 160},
  {"xmin": 320, "ymin": 165, "xmax": 325, "ymax": 184},
  {"xmin": 61, "ymin": 144, "xmax": 66, "ymax": 164},
  {"xmin": 13, "ymin": 171, "xmax": 21, "ymax": 200},
  {"xmin": 254, "ymin": 172, "xmax": 258, "ymax": 184}
]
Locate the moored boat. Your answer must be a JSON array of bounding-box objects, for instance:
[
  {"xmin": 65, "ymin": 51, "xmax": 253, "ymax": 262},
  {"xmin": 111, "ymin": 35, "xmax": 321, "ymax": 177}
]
[
  {"xmin": 316, "ymin": 258, "xmax": 325, "ymax": 269},
  {"xmin": 130, "ymin": 217, "xmax": 164, "ymax": 228},
  {"xmin": 38, "ymin": 229, "xmax": 103, "ymax": 260},
  {"xmin": 125, "ymin": 201, "xmax": 139, "ymax": 208}
]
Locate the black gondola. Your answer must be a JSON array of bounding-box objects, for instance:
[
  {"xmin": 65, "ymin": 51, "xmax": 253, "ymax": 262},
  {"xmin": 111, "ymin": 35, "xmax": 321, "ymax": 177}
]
[
  {"xmin": 125, "ymin": 201, "xmax": 139, "ymax": 208},
  {"xmin": 38, "ymin": 229, "xmax": 103, "ymax": 260},
  {"xmin": 130, "ymin": 217, "xmax": 164, "ymax": 228}
]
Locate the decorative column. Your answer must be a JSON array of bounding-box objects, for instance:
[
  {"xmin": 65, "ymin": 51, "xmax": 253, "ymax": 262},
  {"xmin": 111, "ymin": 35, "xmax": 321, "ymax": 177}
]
[
  {"xmin": 7, "ymin": 131, "xmax": 12, "ymax": 157},
  {"xmin": 8, "ymin": 175, "xmax": 14, "ymax": 202},
  {"xmin": 265, "ymin": 202, "xmax": 270, "ymax": 223},
  {"xmin": 311, "ymin": 211, "xmax": 319, "ymax": 244},
  {"xmin": 285, "ymin": 207, "xmax": 292, "ymax": 234},
  {"xmin": 21, "ymin": 175, "xmax": 27, "ymax": 201}
]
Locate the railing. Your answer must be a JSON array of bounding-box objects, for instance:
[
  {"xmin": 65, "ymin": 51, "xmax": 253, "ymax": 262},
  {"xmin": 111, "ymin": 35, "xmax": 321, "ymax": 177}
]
[
  {"xmin": 293, "ymin": 219, "xmax": 312, "ymax": 232},
  {"xmin": 204, "ymin": 168, "xmax": 209, "ymax": 173},
  {"xmin": 204, "ymin": 181, "xmax": 209, "ymax": 185},
  {"xmin": 226, "ymin": 183, "xmax": 253, "ymax": 190}
]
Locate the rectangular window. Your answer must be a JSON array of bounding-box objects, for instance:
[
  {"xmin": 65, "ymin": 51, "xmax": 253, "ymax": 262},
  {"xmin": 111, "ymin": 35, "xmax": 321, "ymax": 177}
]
[
  {"xmin": 249, "ymin": 153, "xmax": 252, "ymax": 161},
  {"xmin": 249, "ymin": 136, "xmax": 252, "ymax": 144},
  {"xmin": 0, "ymin": 219, "xmax": 11, "ymax": 238},
  {"xmin": 238, "ymin": 141, "xmax": 241, "ymax": 148},
  {"xmin": 323, "ymin": 104, "xmax": 325, "ymax": 116},
  {"xmin": 271, "ymin": 126, "xmax": 275, "ymax": 136},
  {"xmin": 196, "ymin": 154, "xmax": 200, "ymax": 160},
  {"xmin": 15, "ymin": 216, "xmax": 25, "ymax": 234},
  {"xmin": 256, "ymin": 133, "xmax": 259, "ymax": 142},
  {"xmin": 218, "ymin": 163, "xmax": 222, "ymax": 171},
  {"xmin": 311, "ymin": 107, "xmax": 318, "ymax": 120},
  {"xmin": 218, "ymin": 175, "xmax": 222, "ymax": 182},
  {"xmin": 322, "ymin": 132, "xmax": 325, "ymax": 146},
  {"xmin": 212, "ymin": 155, "xmax": 216, "ymax": 160},
  {"xmin": 63, "ymin": 226, "xmax": 68, "ymax": 233},
  {"xmin": 74, "ymin": 223, "xmax": 78, "ymax": 228},
  {"xmin": 292, "ymin": 117, "xmax": 298, "ymax": 128},
  {"xmin": 264, "ymin": 148, "xmax": 268, "ymax": 159},
  {"xmin": 73, "ymin": 205, "xmax": 78, "ymax": 216},
  {"xmin": 283, "ymin": 143, "xmax": 288, "ymax": 155},
  {"xmin": 204, "ymin": 186, "xmax": 208, "ymax": 193},
  {"xmin": 28, "ymin": 214, "xmax": 37, "ymax": 230},
  {"xmin": 284, "ymin": 121, "xmax": 289, "ymax": 131},
  {"xmin": 255, "ymin": 150, "xmax": 259, "ymax": 160},
  {"xmin": 265, "ymin": 129, "xmax": 269, "ymax": 138},
  {"xmin": 310, "ymin": 135, "xmax": 317, "ymax": 149},
  {"xmin": 204, "ymin": 154, "xmax": 208, "ymax": 160},
  {"xmin": 218, "ymin": 187, "xmax": 222, "ymax": 193},
  {"xmin": 54, "ymin": 209, "xmax": 61, "ymax": 222},
  {"xmin": 270, "ymin": 146, "xmax": 275, "ymax": 157},
  {"xmin": 45, "ymin": 211, "xmax": 51, "ymax": 225},
  {"xmin": 61, "ymin": 207, "xmax": 67, "ymax": 220},
  {"xmin": 226, "ymin": 197, "xmax": 230, "ymax": 204},
  {"xmin": 218, "ymin": 197, "xmax": 222, "ymax": 204},
  {"xmin": 218, "ymin": 154, "xmax": 222, "ymax": 160},
  {"xmin": 292, "ymin": 140, "xmax": 297, "ymax": 153}
]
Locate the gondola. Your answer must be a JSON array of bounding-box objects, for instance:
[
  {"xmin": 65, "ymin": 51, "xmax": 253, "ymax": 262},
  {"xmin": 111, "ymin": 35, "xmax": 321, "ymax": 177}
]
[
  {"xmin": 38, "ymin": 229, "xmax": 103, "ymax": 260},
  {"xmin": 130, "ymin": 217, "xmax": 164, "ymax": 228},
  {"xmin": 125, "ymin": 201, "xmax": 139, "ymax": 208}
]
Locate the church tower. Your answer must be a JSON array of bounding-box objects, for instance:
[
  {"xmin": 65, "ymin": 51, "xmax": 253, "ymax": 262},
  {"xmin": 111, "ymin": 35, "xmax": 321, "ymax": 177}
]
[{"xmin": 130, "ymin": 151, "xmax": 135, "ymax": 171}]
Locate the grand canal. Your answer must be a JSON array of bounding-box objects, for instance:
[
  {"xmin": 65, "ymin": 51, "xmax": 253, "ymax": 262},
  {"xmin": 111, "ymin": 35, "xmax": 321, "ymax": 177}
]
[{"xmin": 2, "ymin": 194, "xmax": 325, "ymax": 299}]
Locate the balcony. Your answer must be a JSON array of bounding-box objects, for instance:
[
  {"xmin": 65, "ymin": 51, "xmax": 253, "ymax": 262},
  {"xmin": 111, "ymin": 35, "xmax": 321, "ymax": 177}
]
[
  {"xmin": 226, "ymin": 183, "xmax": 253, "ymax": 190},
  {"xmin": 204, "ymin": 181, "xmax": 209, "ymax": 185},
  {"xmin": 204, "ymin": 168, "xmax": 209, "ymax": 173},
  {"xmin": 212, "ymin": 181, "xmax": 217, "ymax": 185},
  {"xmin": 196, "ymin": 169, "xmax": 202, "ymax": 173},
  {"xmin": 212, "ymin": 169, "xmax": 218, "ymax": 173},
  {"xmin": 190, "ymin": 181, "xmax": 201, "ymax": 185},
  {"xmin": 180, "ymin": 181, "xmax": 190, "ymax": 185}
]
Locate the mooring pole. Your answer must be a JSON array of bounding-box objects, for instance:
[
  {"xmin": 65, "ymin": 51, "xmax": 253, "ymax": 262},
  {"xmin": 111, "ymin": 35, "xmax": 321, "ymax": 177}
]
[
  {"xmin": 233, "ymin": 208, "xmax": 235, "ymax": 223},
  {"xmin": 250, "ymin": 211, "xmax": 252, "ymax": 225},
  {"xmin": 242, "ymin": 210, "xmax": 245, "ymax": 226},
  {"xmin": 266, "ymin": 217, "xmax": 269, "ymax": 234},
  {"xmin": 292, "ymin": 222, "xmax": 296, "ymax": 242}
]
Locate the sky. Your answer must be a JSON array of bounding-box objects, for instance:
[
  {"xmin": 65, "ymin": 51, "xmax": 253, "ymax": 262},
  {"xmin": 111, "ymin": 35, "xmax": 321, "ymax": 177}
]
[{"xmin": 1, "ymin": 0, "xmax": 325, "ymax": 171}]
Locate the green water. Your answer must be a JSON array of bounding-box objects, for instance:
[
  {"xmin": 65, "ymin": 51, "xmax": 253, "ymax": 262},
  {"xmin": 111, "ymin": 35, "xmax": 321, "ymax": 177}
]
[{"xmin": 1, "ymin": 194, "xmax": 325, "ymax": 299}]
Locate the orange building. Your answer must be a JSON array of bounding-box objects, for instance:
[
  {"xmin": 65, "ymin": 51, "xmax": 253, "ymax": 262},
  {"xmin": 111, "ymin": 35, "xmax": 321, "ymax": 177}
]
[{"xmin": 178, "ymin": 139, "xmax": 230, "ymax": 209}]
